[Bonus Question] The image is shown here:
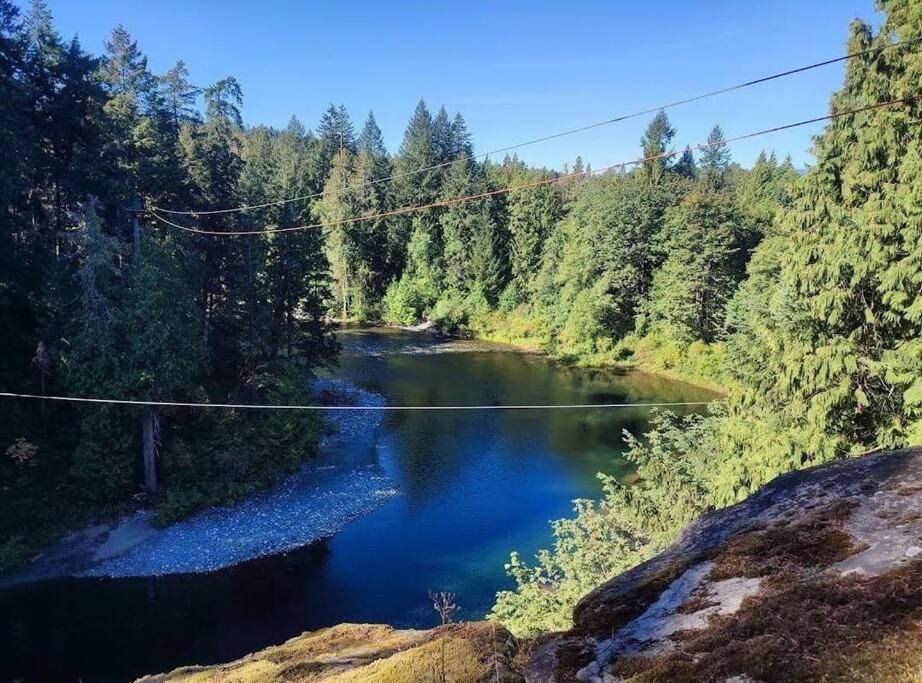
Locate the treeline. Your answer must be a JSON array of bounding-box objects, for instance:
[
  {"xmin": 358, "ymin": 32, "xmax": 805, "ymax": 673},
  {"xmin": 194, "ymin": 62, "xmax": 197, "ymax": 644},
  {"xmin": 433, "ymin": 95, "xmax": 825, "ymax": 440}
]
[
  {"xmin": 300, "ymin": 83, "xmax": 799, "ymax": 392},
  {"xmin": 491, "ymin": 6, "xmax": 921, "ymax": 636}
]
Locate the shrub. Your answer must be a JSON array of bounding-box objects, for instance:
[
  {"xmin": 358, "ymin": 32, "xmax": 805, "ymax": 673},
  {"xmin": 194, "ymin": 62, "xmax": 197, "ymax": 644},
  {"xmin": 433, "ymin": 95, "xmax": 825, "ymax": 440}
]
[{"xmin": 383, "ymin": 276, "xmax": 426, "ymax": 326}]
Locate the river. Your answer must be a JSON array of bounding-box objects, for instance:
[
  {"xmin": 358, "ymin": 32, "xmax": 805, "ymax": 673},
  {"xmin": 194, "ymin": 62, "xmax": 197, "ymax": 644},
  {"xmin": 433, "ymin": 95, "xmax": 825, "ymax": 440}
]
[{"xmin": 0, "ymin": 328, "xmax": 717, "ymax": 682}]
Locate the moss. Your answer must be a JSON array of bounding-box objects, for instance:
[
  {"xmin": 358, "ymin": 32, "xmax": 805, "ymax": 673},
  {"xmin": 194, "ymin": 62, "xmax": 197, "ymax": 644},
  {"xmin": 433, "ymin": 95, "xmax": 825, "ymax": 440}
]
[
  {"xmin": 609, "ymin": 559, "xmax": 922, "ymax": 682},
  {"xmin": 573, "ymin": 556, "xmax": 701, "ymax": 638},
  {"xmin": 139, "ymin": 622, "xmax": 524, "ymax": 682},
  {"xmin": 328, "ymin": 636, "xmax": 483, "ymax": 682},
  {"xmin": 707, "ymin": 500, "xmax": 859, "ymax": 581}
]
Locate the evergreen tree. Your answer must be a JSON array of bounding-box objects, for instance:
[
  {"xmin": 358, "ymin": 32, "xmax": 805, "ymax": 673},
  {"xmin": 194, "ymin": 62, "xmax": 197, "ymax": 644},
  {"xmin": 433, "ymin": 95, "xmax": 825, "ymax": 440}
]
[
  {"xmin": 450, "ymin": 112, "xmax": 473, "ymax": 160},
  {"xmin": 469, "ymin": 212, "xmax": 503, "ymax": 305},
  {"xmin": 729, "ymin": 10, "xmax": 922, "ymax": 452},
  {"xmin": 672, "ymin": 145, "xmax": 697, "ymax": 179},
  {"xmin": 505, "ymin": 174, "xmax": 565, "ymax": 304},
  {"xmin": 0, "ymin": 6, "xmax": 341, "ymax": 564},
  {"xmin": 316, "ymin": 103, "xmax": 355, "ymax": 176},
  {"xmin": 539, "ymin": 174, "xmax": 687, "ymax": 353},
  {"xmin": 699, "ymin": 124, "xmax": 731, "ymax": 190},
  {"xmin": 644, "ymin": 189, "xmax": 741, "ymax": 343},
  {"xmin": 357, "ymin": 110, "xmax": 388, "ymax": 162},
  {"xmin": 99, "ymin": 25, "xmax": 152, "ymax": 101},
  {"xmin": 639, "ymin": 109, "xmax": 675, "ymax": 184},
  {"xmin": 431, "ymin": 105, "xmax": 454, "ymax": 164},
  {"xmin": 203, "ymin": 76, "xmax": 242, "ymax": 128},
  {"xmin": 388, "ymin": 99, "xmax": 440, "ymax": 275},
  {"xmin": 158, "ymin": 60, "xmax": 200, "ymax": 131},
  {"xmin": 312, "ymin": 147, "xmax": 384, "ymax": 320},
  {"xmin": 439, "ymin": 157, "xmax": 491, "ymax": 294}
]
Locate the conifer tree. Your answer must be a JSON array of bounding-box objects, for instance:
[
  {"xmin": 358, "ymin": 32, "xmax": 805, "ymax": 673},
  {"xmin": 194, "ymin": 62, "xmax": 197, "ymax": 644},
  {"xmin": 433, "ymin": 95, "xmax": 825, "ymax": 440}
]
[
  {"xmin": 450, "ymin": 112, "xmax": 473, "ymax": 160},
  {"xmin": 316, "ymin": 103, "xmax": 355, "ymax": 177},
  {"xmin": 99, "ymin": 25, "xmax": 152, "ymax": 100},
  {"xmin": 644, "ymin": 189, "xmax": 741, "ymax": 343},
  {"xmin": 639, "ymin": 110, "xmax": 675, "ymax": 184},
  {"xmin": 203, "ymin": 76, "xmax": 242, "ymax": 128},
  {"xmin": 158, "ymin": 60, "xmax": 200, "ymax": 131},
  {"xmin": 432, "ymin": 105, "xmax": 454, "ymax": 165},
  {"xmin": 389, "ymin": 99, "xmax": 440, "ymax": 276},
  {"xmin": 357, "ymin": 110, "xmax": 388, "ymax": 164},
  {"xmin": 439, "ymin": 156, "xmax": 490, "ymax": 294},
  {"xmin": 505, "ymin": 175, "xmax": 565, "ymax": 303},
  {"xmin": 730, "ymin": 9, "xmax": 922, "ymax": 451},
  {"xmin": 672, "ymin": 145, "xmax": 697, "ymax": 178},
  {"xmin": 699, "ymin": 124, "xmax": 731, "ymax": 190}
]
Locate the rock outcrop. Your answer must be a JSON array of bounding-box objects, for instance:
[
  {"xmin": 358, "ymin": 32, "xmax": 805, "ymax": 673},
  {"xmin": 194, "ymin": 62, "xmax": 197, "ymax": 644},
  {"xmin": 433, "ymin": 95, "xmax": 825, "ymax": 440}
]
[{"xmin": 525, "ymin": 447, "xmax": 922, "ymax": 682}]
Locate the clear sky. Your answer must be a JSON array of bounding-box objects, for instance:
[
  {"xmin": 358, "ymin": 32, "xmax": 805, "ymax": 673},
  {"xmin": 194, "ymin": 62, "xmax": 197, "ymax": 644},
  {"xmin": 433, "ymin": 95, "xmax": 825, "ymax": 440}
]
[{"xmin": 22, "ymin": 0, "xmax": 881, "ymax": 170}]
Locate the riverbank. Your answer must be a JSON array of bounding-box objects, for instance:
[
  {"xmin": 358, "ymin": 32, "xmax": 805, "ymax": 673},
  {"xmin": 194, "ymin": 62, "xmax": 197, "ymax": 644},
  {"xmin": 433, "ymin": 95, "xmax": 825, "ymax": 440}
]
[
  {"xmin": 398, "ymin": 312, "xmax": 731, "ymax": 395},
  {"xmin": 0, "ymin": 378, "xmax": 397, "ymax": 586}
]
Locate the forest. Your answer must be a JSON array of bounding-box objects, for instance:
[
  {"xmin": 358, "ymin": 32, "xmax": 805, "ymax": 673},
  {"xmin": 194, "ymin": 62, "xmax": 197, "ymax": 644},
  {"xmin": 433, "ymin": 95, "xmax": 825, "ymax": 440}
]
[{"xmin": 0, "ymin": 0, "xmax": 919, "ymax": 648}]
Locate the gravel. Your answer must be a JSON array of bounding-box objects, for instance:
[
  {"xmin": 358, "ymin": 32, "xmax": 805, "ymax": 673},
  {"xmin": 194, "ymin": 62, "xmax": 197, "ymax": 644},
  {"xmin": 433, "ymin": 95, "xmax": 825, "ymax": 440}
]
[{"xmin": 82, "ymin": 378, "xmax": 397, "ymax": 577}]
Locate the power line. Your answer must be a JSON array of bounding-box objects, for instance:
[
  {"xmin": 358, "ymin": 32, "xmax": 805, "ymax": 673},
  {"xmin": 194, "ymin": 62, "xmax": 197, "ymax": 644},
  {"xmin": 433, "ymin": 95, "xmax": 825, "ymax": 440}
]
[
  {"xmin": 149, "ymin": 98, "xmax": 912, "ymax": 237},
  {"xmin": 150, "ymin": 37, "xmax": 919, "ymax": 217},
  {"xmin": 0, "ymin": 391, "xmax": 717, "ymax": 411}
]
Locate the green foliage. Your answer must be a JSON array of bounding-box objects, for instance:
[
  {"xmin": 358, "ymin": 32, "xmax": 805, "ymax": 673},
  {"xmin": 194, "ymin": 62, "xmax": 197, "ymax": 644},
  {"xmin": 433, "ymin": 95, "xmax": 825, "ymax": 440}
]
[
  {"xmin": 724, "ymin": 7, "xmax": 922, "ymax": 455},
  {"xmin": 643, "ymin": 189, "xmax": 745, "ymax": 343},
  {"xmin": 155, "ymin": 363, "xmax": 322, "ymax": 525},
  {"xmin": 491, "ymin": 410, "xmax": 719, "ymax": 636},
  {"xmin": 640, "ymin": 109, "xmax": 676, "ymax": 184},
  {"xmin": 382, "ymin": 274, "xmax": 426, "ymax": 326},
  {"xmin": 622, "ymin": 331, "xmax": 729, "ymax": 389}
]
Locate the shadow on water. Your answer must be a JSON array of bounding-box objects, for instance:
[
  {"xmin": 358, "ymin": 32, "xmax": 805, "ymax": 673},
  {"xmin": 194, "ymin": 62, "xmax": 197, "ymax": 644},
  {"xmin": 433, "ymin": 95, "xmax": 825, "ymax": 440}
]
[{"xmin": 1, "ymin": 328, "xmax": 718, "ymax": 682}]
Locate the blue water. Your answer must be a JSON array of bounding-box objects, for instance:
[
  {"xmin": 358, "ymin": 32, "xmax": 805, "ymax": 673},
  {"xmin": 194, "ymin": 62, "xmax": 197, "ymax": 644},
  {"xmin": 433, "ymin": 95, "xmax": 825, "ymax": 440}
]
[{"xmin": 0, "ymin": 328, "xmax": 716, "ymax": 682}]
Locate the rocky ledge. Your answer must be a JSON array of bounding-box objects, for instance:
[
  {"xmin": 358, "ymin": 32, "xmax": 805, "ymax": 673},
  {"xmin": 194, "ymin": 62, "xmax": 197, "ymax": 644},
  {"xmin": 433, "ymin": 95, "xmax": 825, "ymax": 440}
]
[{"xmin": 527, "ymin": 446, "xmax": 922, "ymax": 682}]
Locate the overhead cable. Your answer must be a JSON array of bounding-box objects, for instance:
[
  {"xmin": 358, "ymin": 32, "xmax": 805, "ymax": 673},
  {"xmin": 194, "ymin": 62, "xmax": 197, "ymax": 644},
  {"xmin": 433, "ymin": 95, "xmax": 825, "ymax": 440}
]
[
  {"xmin": 149, "ymin": 99, "xmax": 913, "ymax": 236},
  {"xmin": 149, "ymin": 37, "xmax": 920, "ymax": 217}
]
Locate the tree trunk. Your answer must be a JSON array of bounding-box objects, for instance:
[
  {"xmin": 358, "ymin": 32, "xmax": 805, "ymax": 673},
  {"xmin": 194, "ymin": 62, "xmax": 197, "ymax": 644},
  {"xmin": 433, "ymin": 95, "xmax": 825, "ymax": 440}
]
[
  {"xmin": 142, "ymin": 408, "xmax": 161, "ymax": 493},
  {"xmin": 132, "ymin": 214, "xmax": 141, "ymax": 261}
]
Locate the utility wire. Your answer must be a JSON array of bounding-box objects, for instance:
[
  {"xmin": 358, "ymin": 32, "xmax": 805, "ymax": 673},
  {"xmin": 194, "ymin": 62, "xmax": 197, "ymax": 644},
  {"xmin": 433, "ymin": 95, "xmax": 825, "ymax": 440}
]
[
  {"xmin": 149, "ymin": 98, "xmax": 912, "ymax": 237},
  {"xmin": 150, "ymin": 37, "xmax": 920, "ymax": 217},
  {"xmin": 0, "ymin": 392, "xmax": 718, "ymax": 411}
]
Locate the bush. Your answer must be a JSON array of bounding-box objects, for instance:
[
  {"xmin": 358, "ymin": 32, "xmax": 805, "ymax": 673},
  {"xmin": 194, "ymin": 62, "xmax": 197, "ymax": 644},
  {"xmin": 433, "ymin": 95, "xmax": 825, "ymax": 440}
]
[
  {"xmin": 628, "ymin": 329, "xmax": 728, "ymax": 389},
  {"xmin": 383, "ymin": 276, "xmax": 426, "ymax": 326},
  {"xmin": 430, "ymin": 291, "xmax": 470, "ymax": 333},
  {"xmin": 153, "ymin": 362, "xmax": 321, "ymax": 525}
]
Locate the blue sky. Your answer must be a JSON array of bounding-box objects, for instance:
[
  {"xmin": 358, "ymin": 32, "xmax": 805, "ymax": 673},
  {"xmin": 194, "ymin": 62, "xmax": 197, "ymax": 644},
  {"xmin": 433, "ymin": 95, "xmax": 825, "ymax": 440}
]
[{"xmin": 24, "ymin": 1, "xmax": 880, "ymax": 170}]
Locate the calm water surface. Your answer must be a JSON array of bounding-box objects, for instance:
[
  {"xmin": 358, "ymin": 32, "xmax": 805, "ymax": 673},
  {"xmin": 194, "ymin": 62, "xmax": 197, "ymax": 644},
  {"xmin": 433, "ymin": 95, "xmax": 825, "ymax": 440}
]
[{"xmin": 1, "ymin": 328, "xmax": 716, "ymax": 682}]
